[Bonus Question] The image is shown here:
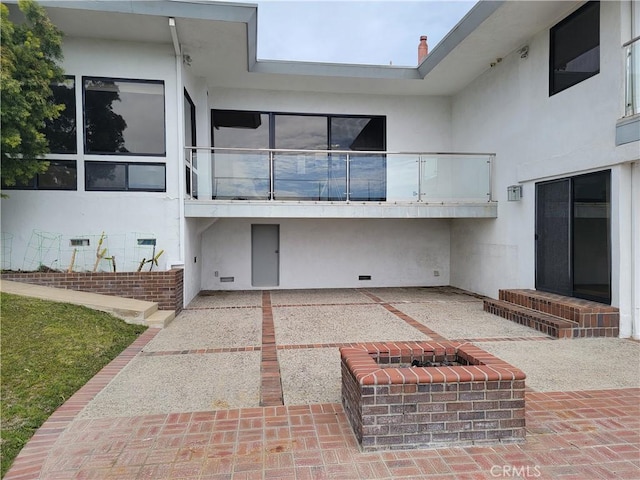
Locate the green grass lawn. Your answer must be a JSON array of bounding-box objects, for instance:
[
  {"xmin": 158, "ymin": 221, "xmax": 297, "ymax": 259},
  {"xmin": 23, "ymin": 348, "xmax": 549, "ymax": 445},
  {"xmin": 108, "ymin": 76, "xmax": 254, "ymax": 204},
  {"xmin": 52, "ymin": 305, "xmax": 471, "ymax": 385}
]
[{"xmin": 0, "ymin": 292, "xmax": 147, "ymax": 477}]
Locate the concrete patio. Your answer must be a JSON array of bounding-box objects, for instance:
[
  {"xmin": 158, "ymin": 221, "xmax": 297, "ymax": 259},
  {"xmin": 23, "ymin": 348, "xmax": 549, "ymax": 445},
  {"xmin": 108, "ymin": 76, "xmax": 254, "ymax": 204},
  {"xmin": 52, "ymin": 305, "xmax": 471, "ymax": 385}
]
[{"xmin": 4, "ymin": 287, "xmax": 640, "ymax": 479}]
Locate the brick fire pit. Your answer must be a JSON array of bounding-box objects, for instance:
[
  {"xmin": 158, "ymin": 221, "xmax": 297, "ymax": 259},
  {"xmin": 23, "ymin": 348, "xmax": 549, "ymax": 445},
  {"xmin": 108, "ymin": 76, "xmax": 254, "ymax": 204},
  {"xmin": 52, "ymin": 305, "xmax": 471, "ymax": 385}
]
[{"xmin": 341, "ymin": 342, "xmax": 526, "ymax": 451}]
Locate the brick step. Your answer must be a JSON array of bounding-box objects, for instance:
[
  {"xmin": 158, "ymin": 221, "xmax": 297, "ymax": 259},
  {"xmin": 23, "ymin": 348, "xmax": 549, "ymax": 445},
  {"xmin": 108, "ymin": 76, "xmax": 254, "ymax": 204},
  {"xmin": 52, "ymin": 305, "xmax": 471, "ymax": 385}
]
[
  {"xmin": 498, "ymin": 289, "xmax": 619, "ymax": 328},
  {"xmin": 484, "ymin": 299, "xmax": 579, "ymax": 339}
]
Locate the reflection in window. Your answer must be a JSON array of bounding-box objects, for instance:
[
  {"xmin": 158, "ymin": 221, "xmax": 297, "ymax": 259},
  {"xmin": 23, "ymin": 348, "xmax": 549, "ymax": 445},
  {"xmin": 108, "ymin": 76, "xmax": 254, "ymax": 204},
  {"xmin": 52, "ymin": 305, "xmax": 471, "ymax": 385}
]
[
  {"xmin": 550, "ymin": 1, "xmax": 599, "ymax": 96},
  {"xmin": 84, "ymin": 78, "xmax": 165, "ymax": 155},
  {"xmin": 209, "ymin": 110, "xmax": 386, "ymax": 201},
  {"xmin": 1, "ymin": 161, "xmax": 77, "ymax": 190},
  {"xmin": 274, "ymin": 115, "xmax": 328, "ymax": 150},
  {"xmin": 212, "ymin": 111, "xmax": 269, "ymax": 148},
  {"xmin": 85, "ymin": 162, "xmax": 165, "ymax": 191},
  {"xmin": 330, "ymin": 117, "xmax": 385, "ymax": 151},
  {"xmin": 44, "ymin": 78, "xmax": 76, "ymax": 153}
]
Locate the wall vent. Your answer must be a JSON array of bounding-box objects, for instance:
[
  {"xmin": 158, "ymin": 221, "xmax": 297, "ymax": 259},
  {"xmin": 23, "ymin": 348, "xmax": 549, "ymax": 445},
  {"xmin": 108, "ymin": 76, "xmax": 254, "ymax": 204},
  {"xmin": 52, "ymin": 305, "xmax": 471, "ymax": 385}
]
[
  {"xmin": 220, "ymin": 276, "xmax": 235, "ymax": 283},
  {"xmin": 358, "ymin": 275, "xmax": 372, "ymax": 281},
  {"xmin": 70, "ymin": 239, "xmax": 90, "ymax": 247},
  {"xmin": 137, "ymin": 238, "xmax": 157, "ymax": 246}
]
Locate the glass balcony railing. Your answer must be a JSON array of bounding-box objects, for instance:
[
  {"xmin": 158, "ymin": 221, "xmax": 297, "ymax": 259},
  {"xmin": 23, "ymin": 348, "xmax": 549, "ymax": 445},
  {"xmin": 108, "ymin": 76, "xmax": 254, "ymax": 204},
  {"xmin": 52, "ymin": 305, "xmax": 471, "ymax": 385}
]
[
  {"xmin": 185, "ymin": 148, "xmax": 494, "ymax": 203},
  {"xmin": 625, "ymin": 36, "xmax": 640, "ymax": 117}
]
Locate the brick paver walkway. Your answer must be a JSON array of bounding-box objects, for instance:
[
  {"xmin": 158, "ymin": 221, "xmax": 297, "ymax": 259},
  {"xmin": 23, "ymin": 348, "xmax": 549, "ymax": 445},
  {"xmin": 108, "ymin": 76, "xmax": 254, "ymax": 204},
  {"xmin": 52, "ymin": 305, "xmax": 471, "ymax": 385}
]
[{"xmin": 5, "ymin": 289, "xmax": 640, "ymax": 480}]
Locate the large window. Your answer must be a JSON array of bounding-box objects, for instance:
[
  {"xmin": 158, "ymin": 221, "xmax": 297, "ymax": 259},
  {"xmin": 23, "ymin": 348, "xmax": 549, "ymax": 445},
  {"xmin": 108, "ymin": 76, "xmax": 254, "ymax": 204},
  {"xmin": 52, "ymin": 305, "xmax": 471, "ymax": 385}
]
[
  {"xmin": 44, "ymin": 77, "xmax": 76, "ymax": 153},
  {"xmin": 212, "ymin": 110, "xmax": 270, "ymax": 149},
  {"xmin": 211, "ymin": 110, "xmax": 386, "ymax": 201},
  {"xmin": 550, "ymin": 1, "xmax": 600, "ymax": 96},
  {"xmin": 1, "ymin": 161, "xmax": 77, "ymax": 190},
  {"xmin": 83, "ymin": 78, "xmax": 165, "ymax": 155},
  {"xmin": 85, "ymin": 162, "xmax": 165, "ymax": 191}
]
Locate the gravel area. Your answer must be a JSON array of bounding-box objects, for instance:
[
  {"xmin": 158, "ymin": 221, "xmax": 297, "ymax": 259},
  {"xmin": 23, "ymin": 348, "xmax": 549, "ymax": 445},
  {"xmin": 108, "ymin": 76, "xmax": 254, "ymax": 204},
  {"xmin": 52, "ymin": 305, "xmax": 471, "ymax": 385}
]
[
  {"xmin": 143, "ymin": 308, "xmax": 261, "ymax": 351},
  {"xmin": 187, "ymin": 291, "xmax": 262, "ymax": 308},
  {"xmin": 476, "ymin": 338, "xmax": 640, "ymax": 392},
  {"xmin": 270, "ymin": 289, "xmax": 374, "ymax": 305},
  {"xmin": 273, "ymin": 304, "xmax": 429, "ymax": 345},
  {"xmin": 79, "ymin": 351, "xmax": 261, "ymax": 418},
  {"xmin": 397, "ymin": 300, "xmax": 546, "ymax": 339},
  {"xmin": 364, "ymin": 287, "xmax": 479, "ymax": 303},
  {"xmin": 279, "ymin": 348, "xmax": 342, "ymax": 405}
]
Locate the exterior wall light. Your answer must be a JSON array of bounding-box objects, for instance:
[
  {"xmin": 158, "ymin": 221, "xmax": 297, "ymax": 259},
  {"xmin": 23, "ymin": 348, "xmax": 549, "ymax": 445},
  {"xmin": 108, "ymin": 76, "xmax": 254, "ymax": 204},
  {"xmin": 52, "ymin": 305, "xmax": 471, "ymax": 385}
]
[{"xmin": 507, "ymin": 185, "xmax": 523, "ymax": 201}]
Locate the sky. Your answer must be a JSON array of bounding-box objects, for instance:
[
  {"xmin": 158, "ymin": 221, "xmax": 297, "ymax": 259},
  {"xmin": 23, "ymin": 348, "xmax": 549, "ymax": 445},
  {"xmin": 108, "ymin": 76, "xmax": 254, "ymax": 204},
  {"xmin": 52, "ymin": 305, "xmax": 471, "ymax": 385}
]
[{"xmin": 252, "ymin": 1, "xmax": 477, "ymax": 67}]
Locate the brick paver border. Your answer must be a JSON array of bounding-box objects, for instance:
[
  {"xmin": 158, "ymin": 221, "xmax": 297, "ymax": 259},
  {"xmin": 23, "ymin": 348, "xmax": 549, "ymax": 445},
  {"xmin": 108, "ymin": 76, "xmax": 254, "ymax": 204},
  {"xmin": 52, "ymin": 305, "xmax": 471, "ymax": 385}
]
[{"xmin": 4, "ymin": 328, "xmax": 160, "ymax": 480}]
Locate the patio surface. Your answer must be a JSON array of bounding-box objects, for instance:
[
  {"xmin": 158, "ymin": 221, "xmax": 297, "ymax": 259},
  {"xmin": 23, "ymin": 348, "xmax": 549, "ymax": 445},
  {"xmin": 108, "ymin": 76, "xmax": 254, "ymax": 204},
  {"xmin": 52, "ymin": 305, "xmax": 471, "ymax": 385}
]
[{"xmin": 5, "ymin": 287, "xmax": 640, "ymax": 479}]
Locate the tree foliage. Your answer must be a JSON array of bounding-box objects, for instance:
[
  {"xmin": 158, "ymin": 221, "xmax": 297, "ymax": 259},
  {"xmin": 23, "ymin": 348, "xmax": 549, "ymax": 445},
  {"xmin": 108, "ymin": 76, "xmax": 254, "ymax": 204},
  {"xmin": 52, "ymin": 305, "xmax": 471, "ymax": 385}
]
[{"xmin": 1, "ymin": 0, "xmax": 65, "ymax": 187}]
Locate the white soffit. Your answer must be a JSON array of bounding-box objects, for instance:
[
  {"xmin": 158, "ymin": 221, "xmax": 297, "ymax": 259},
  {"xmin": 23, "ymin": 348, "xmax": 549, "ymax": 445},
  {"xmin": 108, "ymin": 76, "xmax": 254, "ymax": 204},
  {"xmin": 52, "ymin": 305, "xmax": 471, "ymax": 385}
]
[{"xmin": 21, "ymin": 0, "xmax": 581, "ymax": 97}]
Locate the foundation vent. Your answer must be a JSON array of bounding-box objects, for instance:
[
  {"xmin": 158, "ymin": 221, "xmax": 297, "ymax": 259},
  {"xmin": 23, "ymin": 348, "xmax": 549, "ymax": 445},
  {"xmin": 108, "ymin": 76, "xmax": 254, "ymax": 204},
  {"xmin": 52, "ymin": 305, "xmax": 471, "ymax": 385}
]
[
  {"xmin": 220, "ymin": 276, "xmax": 235, "ymax": 283},
  {"xmin": 358, "ymin": 275, "xmax": 372, "ymax": 281},
  {"xmin": 70, "ymin": 239, "xmax": 90, "ymax": 247}
]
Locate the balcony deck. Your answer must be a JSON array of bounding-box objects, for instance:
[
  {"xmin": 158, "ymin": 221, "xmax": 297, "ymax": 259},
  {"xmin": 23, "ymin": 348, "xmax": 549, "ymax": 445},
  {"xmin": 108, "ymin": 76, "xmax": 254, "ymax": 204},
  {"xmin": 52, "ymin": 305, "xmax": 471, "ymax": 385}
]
[
  {"xmin": 184, "ymin": 148, "xmax": 497, "ymax": 219},
  {"xmin": 184, "ymin": 199, "xmax": 497, "ymax": 218}
]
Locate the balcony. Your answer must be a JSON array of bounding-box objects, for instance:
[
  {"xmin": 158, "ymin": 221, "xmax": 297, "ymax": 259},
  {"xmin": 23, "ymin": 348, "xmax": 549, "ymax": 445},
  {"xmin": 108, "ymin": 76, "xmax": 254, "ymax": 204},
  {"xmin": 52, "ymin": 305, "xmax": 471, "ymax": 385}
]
[
  {"xmin": 184, "ymin": 148, "xmax": 497, "ymax": 219},
  {"xmin": 617, "ymin": 35, "xmax": 640, "ymax": 146}
]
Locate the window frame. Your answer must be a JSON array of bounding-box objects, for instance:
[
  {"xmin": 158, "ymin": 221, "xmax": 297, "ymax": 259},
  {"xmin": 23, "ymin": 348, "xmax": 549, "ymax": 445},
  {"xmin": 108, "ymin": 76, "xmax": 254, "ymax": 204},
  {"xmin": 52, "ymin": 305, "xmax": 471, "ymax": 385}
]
[
  {"xmin": 1, "ymin": 160, "xmax": 77, "ymax": 191},
  {"xmin": 85, "ymin": 161, "xmax": 166, "ymax": 192},
  {"xmin": 549, "ymin": 1, "xmax": 600, "ymax": 96},
  {"xmin": 82, "ymin": 76, "xmax": 166, "ymax": 156},
  {"xmin": 211, "ymin": 110, "xmax": 386, "ymax": 151},
  {"xmin": 44, "ymin": 76, "xmax": 77, "ymax": 154}
]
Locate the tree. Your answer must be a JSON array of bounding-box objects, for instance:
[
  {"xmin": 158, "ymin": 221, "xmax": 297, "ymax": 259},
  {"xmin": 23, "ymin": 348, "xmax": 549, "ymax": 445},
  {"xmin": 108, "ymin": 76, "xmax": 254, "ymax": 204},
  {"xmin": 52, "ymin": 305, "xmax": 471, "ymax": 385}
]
[{"xmin": 1, "ymin": 0, "xmax": 65, "ymax": 187}]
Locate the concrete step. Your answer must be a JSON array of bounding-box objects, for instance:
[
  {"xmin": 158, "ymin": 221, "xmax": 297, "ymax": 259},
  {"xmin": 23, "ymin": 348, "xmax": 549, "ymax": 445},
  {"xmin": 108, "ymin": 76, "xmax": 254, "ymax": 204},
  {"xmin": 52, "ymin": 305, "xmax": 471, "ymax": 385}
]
[
  {"xmin": 0, "ymin": 280, "xmax": 158, "ymax": 324},
  {"xmin": 484, "ymin": 298, "xmax": 578, "ymax": 339},
  {"xmin": 146, "ymin": 310, "xmax": 175, "ymax": 328}
]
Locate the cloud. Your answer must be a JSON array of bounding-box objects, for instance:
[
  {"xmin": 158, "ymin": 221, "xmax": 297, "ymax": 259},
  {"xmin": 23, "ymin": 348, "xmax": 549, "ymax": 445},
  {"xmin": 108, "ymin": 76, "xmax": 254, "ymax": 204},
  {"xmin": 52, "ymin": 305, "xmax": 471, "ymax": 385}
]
[{"xmin": 254, "ymin": 0, "xmax": 477, "ymax": 66}]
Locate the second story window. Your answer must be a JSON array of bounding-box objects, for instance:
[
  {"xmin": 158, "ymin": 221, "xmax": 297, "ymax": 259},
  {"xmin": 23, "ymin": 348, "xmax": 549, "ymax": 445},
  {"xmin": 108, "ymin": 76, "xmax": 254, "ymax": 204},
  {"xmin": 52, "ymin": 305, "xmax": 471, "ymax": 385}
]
[
  {"xmin": 550, "ymin": 1, "xmax": 600, "ymax": 96},
  {"xmin": 83, "ymin": 78, "xmax": 165, "ymax": 155},
  {"xmin": 44, "ymin": 77, "xmax": 76, "ymax": 154}
]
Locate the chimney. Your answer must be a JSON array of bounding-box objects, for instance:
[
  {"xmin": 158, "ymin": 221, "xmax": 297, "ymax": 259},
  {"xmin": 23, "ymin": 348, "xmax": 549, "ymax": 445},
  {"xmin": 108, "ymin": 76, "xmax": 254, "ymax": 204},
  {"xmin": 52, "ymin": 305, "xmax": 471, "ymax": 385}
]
[{"xmin": 418, "ymin": 35, "xmax": 428, "ymax": 64}]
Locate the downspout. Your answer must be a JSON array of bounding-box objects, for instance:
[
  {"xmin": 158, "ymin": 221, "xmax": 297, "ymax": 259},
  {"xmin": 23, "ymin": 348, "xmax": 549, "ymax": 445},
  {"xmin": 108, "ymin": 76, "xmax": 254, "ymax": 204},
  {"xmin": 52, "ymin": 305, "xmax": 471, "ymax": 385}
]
[{"xmin": 169, "ymin": 17, "xmax": 187, "ymax": 279}]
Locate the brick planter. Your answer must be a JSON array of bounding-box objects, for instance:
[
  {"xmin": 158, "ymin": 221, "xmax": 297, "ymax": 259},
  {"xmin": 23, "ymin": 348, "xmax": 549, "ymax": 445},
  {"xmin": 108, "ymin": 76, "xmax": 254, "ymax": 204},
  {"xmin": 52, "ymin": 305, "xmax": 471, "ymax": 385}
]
[
  {"xmin": 341, "ymin": 342, "xmax": 526, "ymax": 451},
  {"xmin": 1, "ymin": 269, "xmax": 183, "ymax": 313}
]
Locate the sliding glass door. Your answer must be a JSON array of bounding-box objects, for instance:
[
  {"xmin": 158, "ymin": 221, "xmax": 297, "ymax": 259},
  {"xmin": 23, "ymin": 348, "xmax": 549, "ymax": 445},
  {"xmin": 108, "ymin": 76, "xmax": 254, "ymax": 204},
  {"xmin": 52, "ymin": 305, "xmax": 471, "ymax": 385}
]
[{"xmin": 535, "ymin": 170, "xmax": 611, "ymax": 304}]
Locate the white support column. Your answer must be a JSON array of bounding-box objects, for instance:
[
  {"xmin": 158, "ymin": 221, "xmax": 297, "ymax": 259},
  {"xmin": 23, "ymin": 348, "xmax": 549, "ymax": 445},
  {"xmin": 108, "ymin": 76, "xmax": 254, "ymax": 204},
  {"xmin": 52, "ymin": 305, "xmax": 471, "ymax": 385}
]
[
  {"xmin": 616, "ymin": 163, "xmax": 633, "ymax": 338},
  {"xmin": 632, "ymin": 161, "xmax": 640, "ymax": 339}
]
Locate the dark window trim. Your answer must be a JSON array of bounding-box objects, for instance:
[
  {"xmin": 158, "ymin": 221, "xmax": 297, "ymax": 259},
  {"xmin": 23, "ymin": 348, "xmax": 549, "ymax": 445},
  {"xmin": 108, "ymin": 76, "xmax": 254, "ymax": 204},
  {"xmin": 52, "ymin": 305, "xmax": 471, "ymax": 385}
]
[
  {"xmin": 549, "ymin": 1, "xmax": 600, "ymax": 96},
  {"xmin": 82, "ymin": 76, "xmax": 167, "ymax": 157},
  {"xmin": 1, "ymin": 160, "xmax": 77, "ymax": 191},
  {"xmin": 184, "ymin": 88, "xmax": 197, "ymax": 146},
  {"xmin": 211, "ymin": 109, "xmax": 386, "ymax": 150},
  {"xmin": 85, "ymin": 161, "xmax": 166, "ymax": 192}
]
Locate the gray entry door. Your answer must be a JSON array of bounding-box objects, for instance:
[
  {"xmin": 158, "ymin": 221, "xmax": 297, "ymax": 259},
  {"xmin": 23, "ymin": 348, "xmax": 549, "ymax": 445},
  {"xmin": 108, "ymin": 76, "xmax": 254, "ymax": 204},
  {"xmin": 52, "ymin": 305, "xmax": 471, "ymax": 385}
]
[{"xmin": 251, "ymin": 224, "xmax": 279, "ymax": 287}]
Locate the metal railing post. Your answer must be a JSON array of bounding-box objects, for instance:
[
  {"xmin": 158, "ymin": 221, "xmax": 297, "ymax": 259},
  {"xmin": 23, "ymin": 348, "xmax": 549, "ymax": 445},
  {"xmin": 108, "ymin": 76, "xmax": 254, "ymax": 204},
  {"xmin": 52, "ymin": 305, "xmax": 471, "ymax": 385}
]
[
  {"xmin": 345, "ymin": 153, "xmax": 350, "ymax": 202},
  {"xmin": 417, "ymin": 154, "xmax": 423, "ymax": 202},
  {"xmin": 269, "ymin": 150, "xmax": 275, "ymax": 200}
]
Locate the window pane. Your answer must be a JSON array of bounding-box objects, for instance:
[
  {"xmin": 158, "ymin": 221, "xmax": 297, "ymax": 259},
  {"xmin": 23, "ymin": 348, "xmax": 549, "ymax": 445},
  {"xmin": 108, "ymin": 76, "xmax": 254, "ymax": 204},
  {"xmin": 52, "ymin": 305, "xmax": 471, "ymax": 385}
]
[
  {"xmin": 274, "ymin": 115, "xmax": 327, "ymax": 150},
  {"xmin": 38, "ymin": 161, "xmax": 77, "ymax": 190},
  {"xmin": 212, "ymin": 152, "xmax": 270, "ymax": 200},
  {"xmin": 86, "ymin": 162, "xmax": 126, "ymax": 190},
  {"xmin": 128, "ymin": 164, "xmax": 165, "ymax": 190},
  {"xmin": 550, "ymin": 1, "xmax": 599, "ymax": 95},
  {"xmin": 184, "ymin": 90, "xmax": 196, "ymax": 147},
  {"xmin": 44, "ymin": 78, "xmax": 76, "ymax": 154},
  {"xmin": 274, "ymin": 152, "xmax": 345, "ymax": 200},
  {"xmin": 84, "ymin": 78, "xmax": 165, "ymax": 155},
  {"xmin": 349, "ymin": 154, "xmax": 386, "ymax": 201},
  {"xmin": 212, "ymin": 111, "xmax": 269, "ymax": 148},
  {"xmin": 330, "ymin": 117, "xmax": 385, "ymax": 151}
]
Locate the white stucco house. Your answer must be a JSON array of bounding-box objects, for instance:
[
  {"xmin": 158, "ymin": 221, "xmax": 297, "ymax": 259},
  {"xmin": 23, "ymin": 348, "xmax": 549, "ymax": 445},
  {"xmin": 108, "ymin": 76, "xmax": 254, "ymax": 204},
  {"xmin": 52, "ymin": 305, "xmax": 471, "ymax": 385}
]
[{"xmin": 2, "ymin": 1, "xmax": 639, "ymax": 338}]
